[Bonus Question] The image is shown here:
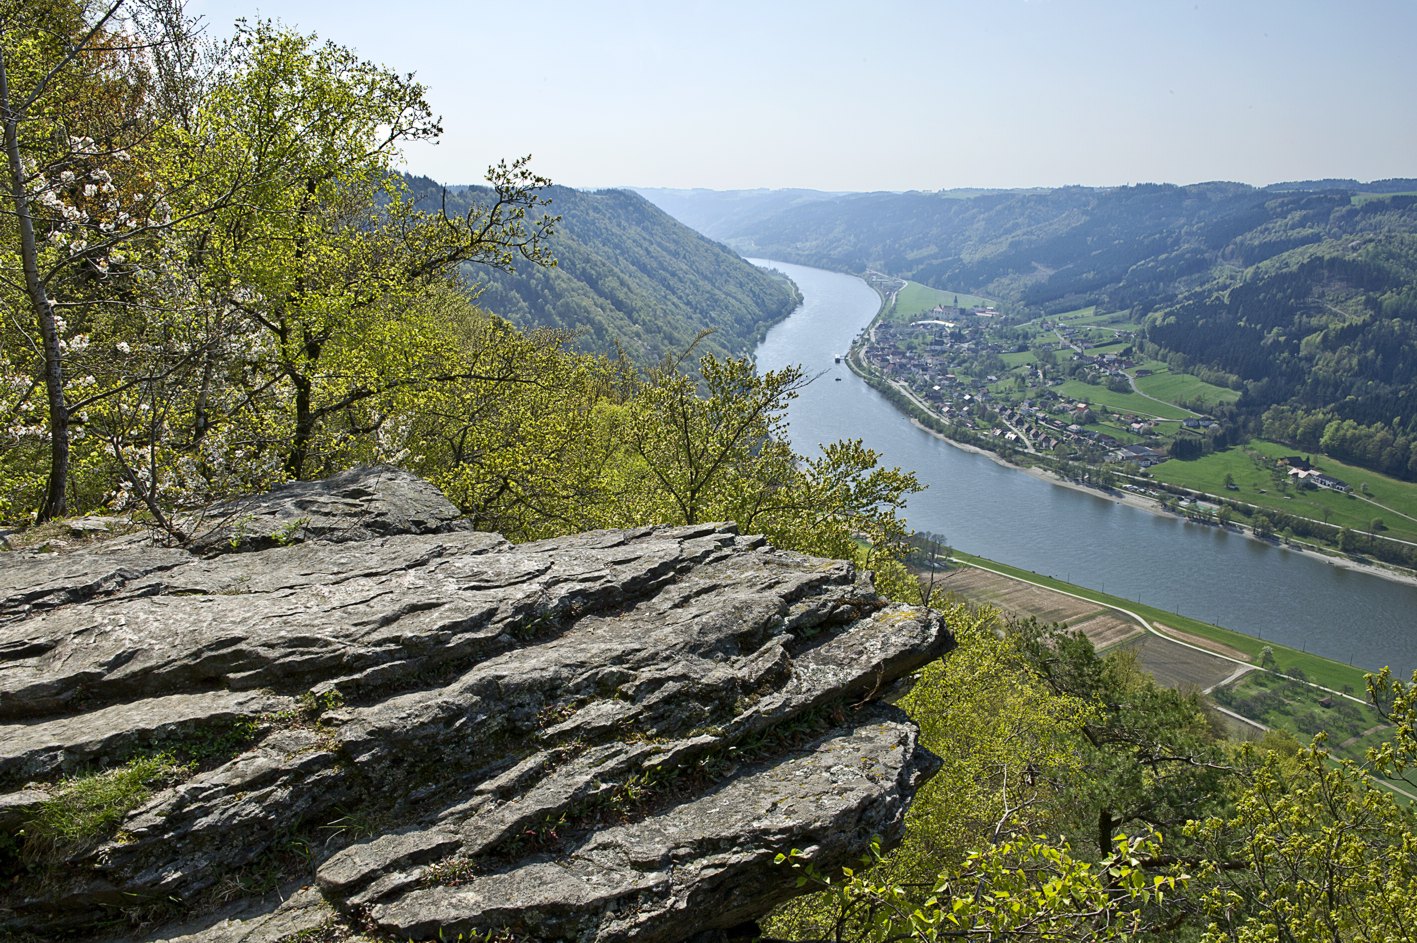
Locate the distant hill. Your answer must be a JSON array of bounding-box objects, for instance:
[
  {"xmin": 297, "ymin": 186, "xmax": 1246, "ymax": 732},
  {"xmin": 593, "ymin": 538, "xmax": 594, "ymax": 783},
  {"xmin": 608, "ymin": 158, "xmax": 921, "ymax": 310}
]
[
  {"xmin": 408, "ymin": 179, "xmax": 801, "ymax": 367},
  {"xmin": 699, "ymin": 180, "xmax": 1417, "ymax": 479},
  {"xmin": 635, "ymin": 186, "xmax": 1051, "ymax": 244},
  {"xmin": 632, "ymin": 187, "xmax": 844, "ymax": 242}
]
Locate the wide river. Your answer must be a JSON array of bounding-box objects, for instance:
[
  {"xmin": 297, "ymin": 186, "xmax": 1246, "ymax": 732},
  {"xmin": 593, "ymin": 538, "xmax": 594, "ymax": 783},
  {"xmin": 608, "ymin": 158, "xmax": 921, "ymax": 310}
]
[{"xmin": 752, "ymin": 260, "xmax": 1417, "ymax": 677}]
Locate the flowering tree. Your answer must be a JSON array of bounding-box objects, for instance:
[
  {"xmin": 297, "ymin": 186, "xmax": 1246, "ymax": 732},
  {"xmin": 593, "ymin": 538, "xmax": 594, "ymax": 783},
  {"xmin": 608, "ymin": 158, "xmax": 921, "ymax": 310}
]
[{"xmin": 0, "ymin": 0, "xmax": 212, "ymax": 521}]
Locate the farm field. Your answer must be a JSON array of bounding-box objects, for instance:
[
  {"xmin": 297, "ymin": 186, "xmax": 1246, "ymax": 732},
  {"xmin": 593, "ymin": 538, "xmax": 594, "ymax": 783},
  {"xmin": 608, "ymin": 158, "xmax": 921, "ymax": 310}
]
[
  {"xmin": 1069, "ymin": 613, "xmax": 1145, "ymax": 650},
  {"xmin": 1150, "ymin": 440, "xmax": 1417, "ymax": 544},
  {"xmin": 937, "ymin": 566, "xmax": 1098, "ymax": 624},
  {"xmin": 1120, "ymin": 635, "xmax": 1242, "ymax": 692},
  {"xmin": 887, "ymin": 282, "xmax": 995, "ymax": 321},
  {"xmin": 1132, "ymin": 367, "xmax": 1240, "ymax": 409},
  {"xmin": 1055, "ymin": 379, "xmax": 1192, "ymax": 420},
  {"xmin": 1150, "ymin": 623, "xmax": 1250, "ymax": 662}
]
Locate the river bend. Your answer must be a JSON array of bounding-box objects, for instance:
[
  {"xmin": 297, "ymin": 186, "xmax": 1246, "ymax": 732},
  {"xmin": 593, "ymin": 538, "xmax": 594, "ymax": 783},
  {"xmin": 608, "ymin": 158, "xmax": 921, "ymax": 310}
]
[{"xmin": 752, "ymin": 260, "xmax": 1417, "ymax": 676}]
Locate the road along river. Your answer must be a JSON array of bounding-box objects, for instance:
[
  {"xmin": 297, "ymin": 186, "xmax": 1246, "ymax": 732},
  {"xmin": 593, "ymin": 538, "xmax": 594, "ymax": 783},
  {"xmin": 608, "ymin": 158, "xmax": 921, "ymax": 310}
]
[{"xmin": 752, "ymin": 259, "xmax": 1417, "ymax": 677}]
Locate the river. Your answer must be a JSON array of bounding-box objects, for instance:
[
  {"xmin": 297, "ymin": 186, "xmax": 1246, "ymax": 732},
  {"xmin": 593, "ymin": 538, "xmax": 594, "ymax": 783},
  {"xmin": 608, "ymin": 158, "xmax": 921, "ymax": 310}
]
[{"xmin": 752, "ymin": 259, "xmax": 1417, "ymax": 677}]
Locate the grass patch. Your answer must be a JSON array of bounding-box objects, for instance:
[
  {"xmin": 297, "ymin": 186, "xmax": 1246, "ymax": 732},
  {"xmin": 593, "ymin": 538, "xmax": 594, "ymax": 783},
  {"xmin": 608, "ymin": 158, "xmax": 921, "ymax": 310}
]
[
  {"xmin": 1247, "ymin": 439, "xmax": 1417, "ymax": 523},
  {"xmin": 948, "ymin": 550, "xmax": 1370, "ymax": 693},
  {"xmin": 1084, "ymin": 340, "xmax": 1132, "ymax": 356},
  {"xmin": 1150, "ymin": 441, "xmax": 1417, "ymax": 544},
  {"xmin": 888, "ymin": 282, "xmax": 996, "ymax": 322},
  {"xmin": 1083, "ymin": 421, "xmax": 1145, "ymax": 444},
  {"xmin": 1055, "ymin": 379, "xmax": 1192, "ymax": 420},
  {"xmin": 1352, "ymin": 191, "xmax": 1417, "ymax": 206},
  {"xmin": 1053, "ymin": 306, "xmax": 1136, "ymax": 328},
  {"xmin": 1132, "ymin": 368, "xmax": 1240, "ymax": 409},
  {"xmin": 29, "ymin": 754, "xmax": 190, "ymax": 859}
]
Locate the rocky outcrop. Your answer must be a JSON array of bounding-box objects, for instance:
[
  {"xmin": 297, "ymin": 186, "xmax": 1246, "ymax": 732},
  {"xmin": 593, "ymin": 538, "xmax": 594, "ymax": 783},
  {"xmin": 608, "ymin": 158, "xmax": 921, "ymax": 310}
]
[{"xmin": 0, "ymin": 466, "xmax": 952, "ymax": 942}]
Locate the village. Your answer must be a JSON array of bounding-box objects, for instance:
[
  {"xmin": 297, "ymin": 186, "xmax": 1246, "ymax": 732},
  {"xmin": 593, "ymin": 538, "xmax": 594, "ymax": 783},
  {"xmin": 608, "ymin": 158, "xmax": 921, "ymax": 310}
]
[
  {"xmin": 858, "ymin": 300, "xmax": 1173, "ymax": 465},
  {"xmin": 852, "ymin": 284, "xmax": 1352, "ymax": 497}
]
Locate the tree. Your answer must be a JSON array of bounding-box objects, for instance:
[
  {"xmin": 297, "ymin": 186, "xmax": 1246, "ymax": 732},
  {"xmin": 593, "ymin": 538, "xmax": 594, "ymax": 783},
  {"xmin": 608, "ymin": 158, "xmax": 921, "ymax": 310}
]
[
  {"xmin": 909, "ymin": 530, "xmax": 952, "ymax": 607},
  {"xmin": 610, "ymin": 355, "xmax": 921, "ymax": 597},
  {"xmin": 188, "ymin": 22, "xmax": 554, "ymax": 482},
  {"xmin": 1338, "ymin": 526, "xmax": 1358, "ymax": 552},
  {"xmin": 1, "ymin": 0, "xmax": 205, "ymax": 521},
  {"xmin": 1188, "ymin": 736, "xmax": 1417, "ymax": 943},
  {"xmin": 617, "ymin": 355, "xmax": 804, "ymax": 528}
]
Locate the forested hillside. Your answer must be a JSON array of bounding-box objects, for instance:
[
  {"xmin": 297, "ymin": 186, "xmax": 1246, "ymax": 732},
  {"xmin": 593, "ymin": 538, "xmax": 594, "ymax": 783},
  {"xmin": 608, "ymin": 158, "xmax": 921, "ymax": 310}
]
[
  {"xmin": 409, "ymin": 181, "xmax": 801, "ymax": 366},
  {"xmin": 688, "ymin": 182, "xmax": 1417, "ymax": 478}
]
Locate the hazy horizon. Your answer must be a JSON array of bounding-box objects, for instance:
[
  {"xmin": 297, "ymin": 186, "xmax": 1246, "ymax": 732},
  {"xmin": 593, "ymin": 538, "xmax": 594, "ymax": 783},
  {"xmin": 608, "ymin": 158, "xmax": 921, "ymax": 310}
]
[{"xmin": 187, "ymin": 0, "xmax": 1417, "ymax": 193}]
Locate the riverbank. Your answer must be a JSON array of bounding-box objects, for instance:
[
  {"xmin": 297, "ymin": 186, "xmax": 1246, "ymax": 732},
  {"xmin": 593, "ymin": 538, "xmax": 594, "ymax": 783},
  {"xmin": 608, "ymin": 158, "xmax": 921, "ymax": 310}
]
[
  {"xmin": 845, "ymin": 297, "xmax": 1417, "ymax": 591},
  {"xmin": 757, "ymin": 258, "xmax": 1417, "ymax": 677},
  {"xmin": 908, "ymin": 412, "xmax": 1417, "ymax": 590}
]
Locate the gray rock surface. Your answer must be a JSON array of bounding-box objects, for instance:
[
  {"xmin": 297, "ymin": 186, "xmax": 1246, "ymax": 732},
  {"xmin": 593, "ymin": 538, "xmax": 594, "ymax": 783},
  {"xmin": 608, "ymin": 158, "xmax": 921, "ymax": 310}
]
[{"xmin": 0, "ymin": 466, "xmax": 951, "ymax": 942}]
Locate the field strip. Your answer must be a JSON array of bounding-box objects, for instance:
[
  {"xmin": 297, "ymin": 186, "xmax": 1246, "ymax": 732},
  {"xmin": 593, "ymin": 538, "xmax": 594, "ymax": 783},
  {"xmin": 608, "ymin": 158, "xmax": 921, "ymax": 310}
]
[
  {"xmin": 950, "ymin": 557, "xmax": 1368, "ymax": 706},
  {"xmin": 950, "ymin": 557, "xmax": 1417, "ymax": 802}
]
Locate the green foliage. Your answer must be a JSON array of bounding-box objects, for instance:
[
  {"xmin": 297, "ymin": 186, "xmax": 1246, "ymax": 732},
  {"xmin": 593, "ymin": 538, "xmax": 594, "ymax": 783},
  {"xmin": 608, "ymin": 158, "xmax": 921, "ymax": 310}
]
[
  {"xmin": 0, "ymin": 9, "xmax": 556, "ymax": 525},
  {"xmin": 1188, "ymin": 737, "xmax": 1417, "ymax": 943},
  {"xmin": 778, "ymin": 831, "xmax": 1185, "ymax": 942},
  {"xmin": 768, "ymin": 616, "xmax": 1417, "ymax": 942},
  {"xmin": 1366, "ymin": 666, "xmax": 1417, "ymax": 784}
]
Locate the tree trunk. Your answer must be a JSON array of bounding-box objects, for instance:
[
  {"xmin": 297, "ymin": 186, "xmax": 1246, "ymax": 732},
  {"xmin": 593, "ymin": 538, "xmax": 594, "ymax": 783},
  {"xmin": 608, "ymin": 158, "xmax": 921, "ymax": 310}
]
[
  {"xmin": 0, "ymin": 46, "xmax": 69, "ymax": 521},
  {"xmin": 286, "ymin": 372, "xmax": 314, "ymax": 479}
]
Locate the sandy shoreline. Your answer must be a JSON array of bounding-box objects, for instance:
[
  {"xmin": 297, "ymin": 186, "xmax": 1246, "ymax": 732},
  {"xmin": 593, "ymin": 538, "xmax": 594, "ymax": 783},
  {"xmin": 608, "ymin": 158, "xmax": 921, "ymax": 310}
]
[{"xmin": 902, "ymin": 416, "xmax": 1417, "ymax": 591}]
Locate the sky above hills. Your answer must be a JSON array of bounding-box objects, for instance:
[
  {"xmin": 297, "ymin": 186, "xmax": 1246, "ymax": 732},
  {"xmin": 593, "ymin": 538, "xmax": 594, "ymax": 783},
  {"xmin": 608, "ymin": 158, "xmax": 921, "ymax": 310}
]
[{"xmin": 187, "ymin": 0, "xmax": 1416, "ymax": 192}]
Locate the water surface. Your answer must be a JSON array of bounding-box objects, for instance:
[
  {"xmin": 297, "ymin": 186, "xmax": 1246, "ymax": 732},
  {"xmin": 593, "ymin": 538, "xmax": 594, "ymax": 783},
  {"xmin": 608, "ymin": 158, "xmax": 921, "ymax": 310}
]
[{"xmin": 752, "ymin": 259, "xmax": 1417, "ymax": 676}]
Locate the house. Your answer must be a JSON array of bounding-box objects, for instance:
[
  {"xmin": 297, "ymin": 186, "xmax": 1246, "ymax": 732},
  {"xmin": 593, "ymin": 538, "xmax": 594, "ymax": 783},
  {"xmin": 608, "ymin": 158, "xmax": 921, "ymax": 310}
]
[
  {"xmin": 1112, "ymin": 443, "xmax": 1167, "ymax": 466},
  {"xmin": 1286, "ymin": 467, "xmax": 1352, "ymax": 493}
]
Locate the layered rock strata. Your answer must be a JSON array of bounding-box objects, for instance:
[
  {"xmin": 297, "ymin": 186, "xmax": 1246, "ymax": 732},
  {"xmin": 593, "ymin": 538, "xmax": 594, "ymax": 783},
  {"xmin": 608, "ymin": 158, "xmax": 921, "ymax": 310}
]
[{"xmin": 0, "ymin": 466, "xmax": 951, "ymax": 942}]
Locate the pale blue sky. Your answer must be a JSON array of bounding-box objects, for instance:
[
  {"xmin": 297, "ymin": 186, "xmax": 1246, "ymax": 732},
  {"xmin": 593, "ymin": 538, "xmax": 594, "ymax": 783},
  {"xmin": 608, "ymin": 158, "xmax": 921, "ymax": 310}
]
[{"xmin": 186, "ymin": 0, "xmax": 1417, "ymax": 191}]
